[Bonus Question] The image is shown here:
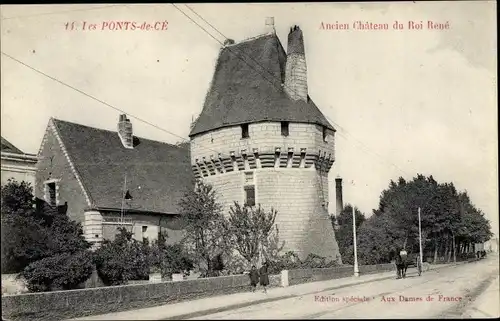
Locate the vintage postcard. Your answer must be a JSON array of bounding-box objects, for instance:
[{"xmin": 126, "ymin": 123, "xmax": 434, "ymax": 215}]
[{"xmin": 1, "ymin": 2, "xmax": 498, "ymax": 320}]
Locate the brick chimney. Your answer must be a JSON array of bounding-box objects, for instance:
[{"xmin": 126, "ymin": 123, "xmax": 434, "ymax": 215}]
[
  {"xmin": 265, "ymin": 17, "xmax": 275, "ymax": 34},
  {"xmin": 117, "ymin": 114, "xmax": 133, "ymax": 149},
  {"xmin": 284, "ymin": 25, "xmax": 308, "ymax": 101},
  {"xmin": 335, "ymin": 177, "xmax": 343, "ymax": 217}
]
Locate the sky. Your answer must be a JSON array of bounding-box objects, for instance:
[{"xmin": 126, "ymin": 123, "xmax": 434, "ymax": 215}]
[{"xmin": 1, "ymin": 2, "xmax": 497, "ymax": 236}]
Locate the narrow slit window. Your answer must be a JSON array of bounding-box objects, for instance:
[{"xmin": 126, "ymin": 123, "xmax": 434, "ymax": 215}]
[
  {"xmin": 241, "ymin": 124, "xmax": 249, "ymax": 139},
  {"xmin": 47, "ymin": 182, "xmax": 56, "ymax": 206},
  {"xmin": 323, "ymin": 127, "xmax": 328, "ymax": 142},
  {"xmin": 281, "ymin": 121, "xmax": 289, "ymax": 136}
]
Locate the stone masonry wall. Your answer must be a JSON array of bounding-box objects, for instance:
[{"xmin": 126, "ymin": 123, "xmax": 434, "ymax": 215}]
[
  {"xmin": 190, "ymin": 122, "xmax": 334, "ymax": 169},
  {"xmin": 256, "ymin": 168, "xmax": 340, "ymax": 260},
  {"xmin": 35, "ymin": 123, "xmax": 89, "ymax": 224},
  {"xmin": 284, "ymin": 53, "xmax": 308, "ymax": 101}
]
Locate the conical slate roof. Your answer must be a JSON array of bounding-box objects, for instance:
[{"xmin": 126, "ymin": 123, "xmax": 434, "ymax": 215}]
[{"xmin": 189, "ymin": 33, "xmax": 335, "ymax": 137}]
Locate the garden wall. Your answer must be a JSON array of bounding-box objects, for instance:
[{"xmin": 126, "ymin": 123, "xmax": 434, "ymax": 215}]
[
  {"xmin": 286, "ymin": 263, "xmax": 395, "ymax": 286},
  {"xmin": 2, "ymin": 263, "xmax": 396, "ymax": 320},
  {"xmin": 1, "ymin": 273, "xmax": 281, "ymax": 320}
]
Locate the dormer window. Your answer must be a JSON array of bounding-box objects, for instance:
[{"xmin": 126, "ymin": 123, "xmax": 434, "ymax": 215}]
[
  {"xmin": 241, "ymin": 124, "xmax": 249, "ymax": 139},
  {"xmin": 281, "ymin": 122, "xmax": 289, "ymax": 136}
]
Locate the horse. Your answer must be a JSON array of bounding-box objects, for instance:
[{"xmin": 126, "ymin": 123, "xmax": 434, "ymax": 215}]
[
  {"xmin": 394, "ymin": 250, "xmax": 410, "ymax": 279},
  {"xmin": 399, "ymin": 250, "xmax": 410, "ymax": 278}
]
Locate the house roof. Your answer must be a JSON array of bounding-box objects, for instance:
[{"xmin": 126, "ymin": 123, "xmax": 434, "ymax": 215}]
[
  {"xmin": 51, "ymin": 119, "xmax": 194, "ymax": 214},
  {"xmin": 189, "ymin": 33, "xmax": 335, "ymax": 137},
  {"xmin": 1, "ymin": 137, "xmax": 24, "ymax": 154}
]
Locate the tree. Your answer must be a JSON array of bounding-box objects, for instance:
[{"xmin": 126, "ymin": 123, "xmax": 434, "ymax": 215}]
[
  {"xmin": 179, "ymin": 180, "xmax": 228, "ymax": 277},
  {"xmin": 1, "ymin": 180, "xmax": 46, "ymax": 273},
  {"xmin": 333, "ymin": 204, "xmax": 366, "ymax": 265},
  {"xmin": 358, "ymin": 174, "xmax": 493, "ymax": 264},
  {"xmin": 1, "ymin": 179, "xmax": 91, "ymax": 277},
  {"xmin": 224, "ymin": 202, "xmax": 281, "ymax": 265}
]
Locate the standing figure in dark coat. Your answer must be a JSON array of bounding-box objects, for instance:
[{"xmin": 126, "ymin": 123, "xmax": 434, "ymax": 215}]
[
  {"xmin": 259, "ymin": 262, "xmax": 270, "ymax": 293},
  {"xmin": 249, "ymin": 265, "xmax": 259, "ymax": 292},
  {"xmin": 394, "ymin": 252, "xmax": 403, "ymax": 279}
]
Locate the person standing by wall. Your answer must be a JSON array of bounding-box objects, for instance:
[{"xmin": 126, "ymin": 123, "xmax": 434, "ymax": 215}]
[
  {"xmin": 249, "ymin": 265, "xmax": 259, "ymax": 292},
  {"xmin": 259, "ymin": 261, "xmax": 269, "ymax": 293}
]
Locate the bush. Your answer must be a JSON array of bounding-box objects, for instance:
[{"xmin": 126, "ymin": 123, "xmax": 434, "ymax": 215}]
[
  {"xmin": 158, "ymin": 243, "xmax": 194, "ymax": 279},
  {"xmin": 94, "ymin": 228, "xmax": 152, "ymax": 285},
  {"xmin": 20, "ymin": 251, "xmax": 94, "ymax": 292}
]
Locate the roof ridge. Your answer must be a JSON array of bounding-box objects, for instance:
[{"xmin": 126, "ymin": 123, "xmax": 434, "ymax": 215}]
[
  {"xmin": 224, "ymin": 32, "xmax": 275, "ymax": 48},
  {"xmin": 51, "ymin": 118, "xmax": 188, "ymax": 149}
]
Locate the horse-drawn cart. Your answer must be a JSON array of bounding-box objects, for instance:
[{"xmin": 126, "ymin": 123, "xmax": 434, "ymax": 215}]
[
  {"xmin": 405, "ymin": 253, "xmax": 422, "ymax": 276},
  {"xmin": 395, "ymin": 252, "xmax": 423, "ymax": 278}
]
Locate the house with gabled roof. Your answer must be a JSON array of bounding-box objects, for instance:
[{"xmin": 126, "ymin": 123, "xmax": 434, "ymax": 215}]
[
  {"xmin": 1, "ymin": 136, "xmax": 38, "ymax": 187},
  {"xmin": 35, "ymin": 115, "xmax": 194, "ymax": 246}
]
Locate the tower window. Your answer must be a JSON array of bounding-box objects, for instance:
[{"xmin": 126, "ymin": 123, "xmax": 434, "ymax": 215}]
[
  {"xmin": 281, "ymin": 122, "xmax": 289, "ymax": 136},
  {"xmin": 323, "ymin": 127, "xmax": 328, "ymax": 142},
  {"xmin": 244, "ymin": 185, "xmax": 256, "ymax": 207},
  {"xmin": 241, "ymin": 124, "xmax": 249, "ymax": 139}
]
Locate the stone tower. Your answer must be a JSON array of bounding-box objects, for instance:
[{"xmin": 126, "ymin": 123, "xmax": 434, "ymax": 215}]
[{"xmin": 189, "ymin": 18, "xmax": 341, "ymax": 262}]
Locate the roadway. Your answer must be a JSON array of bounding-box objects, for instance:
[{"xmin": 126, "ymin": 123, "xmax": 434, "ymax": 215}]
[{"xmin": 187, "ymin": 256, "xmax": 499, "ymax": 319}]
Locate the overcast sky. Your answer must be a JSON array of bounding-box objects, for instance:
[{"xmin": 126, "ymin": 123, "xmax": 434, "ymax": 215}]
[{"xmin": 1, "ymin": 2, "xmax": 497, "ymax": 236}]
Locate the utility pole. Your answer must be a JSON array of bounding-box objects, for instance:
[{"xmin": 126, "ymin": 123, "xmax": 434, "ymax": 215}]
[
  {"xmin": 418, "ymin": 207, "xmax": 423, "ymax": 268},
  {"xmin": 353, "ymin": 206, "xmax": 359, "ymax": 277},
  {"xmin": 120, "ymin": 174, "xmax": 127, "ymax": 225}
]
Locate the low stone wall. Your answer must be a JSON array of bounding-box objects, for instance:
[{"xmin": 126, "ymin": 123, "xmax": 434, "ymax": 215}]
[
  {"xmin": 1, "ymin": 263, "xmax": 398, "ymax": 320},
  {"xmin": 1, "ymin": 274, "xmax": 281, "ymax": 321},
  {"xmin": 285, "ymin": 263, "xmax": 395, "ymax": 286},
  {"xmin": 287, "ymin": 266, "xmax": 354, "ymax": 286},
  {"xmin": 359, "ymin": 263, "xmax": 395, "ymax": 275}
]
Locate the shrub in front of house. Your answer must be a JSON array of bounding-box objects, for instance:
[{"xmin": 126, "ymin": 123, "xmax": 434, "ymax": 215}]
[
  {"xmin": 94, "ymin": 227, "xmax": 152, "ymax": 285},
  {"xmin": 20, "ymin": 250, "xmax": 94, "ymax": 292}
]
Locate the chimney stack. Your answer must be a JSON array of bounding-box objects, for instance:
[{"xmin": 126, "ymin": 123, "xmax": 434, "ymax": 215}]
[
  {"xmin": 335, "ymin": 177, "xmax": 343, "ymax": 217},
  {"xmin": 265, "ymin": 17, "xmax": 275, "ymax": 34},
  {"xmin": 118, "ymin": 114, "xmax": 133, "ymax": 149},
  {"xmin": 284, "ymin": 25, "xmax": 308, "ymax": 101}
]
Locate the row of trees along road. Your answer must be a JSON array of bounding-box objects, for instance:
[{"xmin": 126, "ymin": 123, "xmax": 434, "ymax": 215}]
[{"xmin": 333, "ymin": 174, "xmax": 493, "ymax": 265}]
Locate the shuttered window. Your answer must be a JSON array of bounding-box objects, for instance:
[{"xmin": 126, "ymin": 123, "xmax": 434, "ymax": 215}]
[{"xmin": 244, "ymin": 185, "xmax": 255, "ymax": 207}]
